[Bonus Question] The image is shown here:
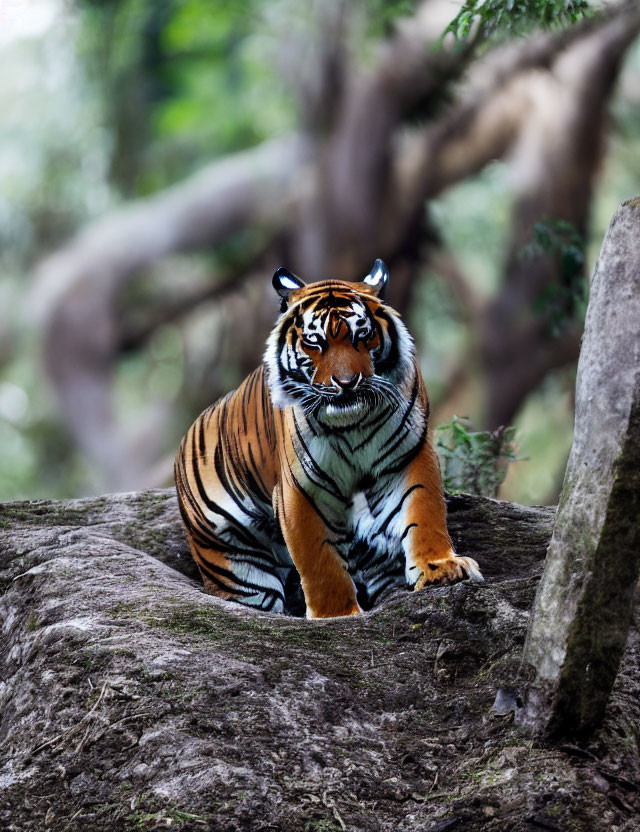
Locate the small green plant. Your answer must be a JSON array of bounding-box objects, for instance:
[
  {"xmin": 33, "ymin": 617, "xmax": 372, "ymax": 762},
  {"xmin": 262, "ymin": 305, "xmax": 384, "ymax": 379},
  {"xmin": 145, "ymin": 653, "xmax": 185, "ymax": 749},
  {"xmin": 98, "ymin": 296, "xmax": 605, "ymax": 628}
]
[{"xmin": 436, "ymin": 415, "xmax": 521, "ymax": 497}]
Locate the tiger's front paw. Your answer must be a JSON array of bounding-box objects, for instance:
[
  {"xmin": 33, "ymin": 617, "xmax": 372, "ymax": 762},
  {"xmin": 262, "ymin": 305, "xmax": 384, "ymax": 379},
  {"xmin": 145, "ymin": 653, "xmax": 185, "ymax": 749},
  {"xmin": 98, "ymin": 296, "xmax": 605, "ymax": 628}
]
[
  {"xmin": 305, "ymin": 598, "xmax": 362, "ymax": 619},
  {"xmin": 413, "ymin": 553, "xmax": 483, "ymax": 590}
]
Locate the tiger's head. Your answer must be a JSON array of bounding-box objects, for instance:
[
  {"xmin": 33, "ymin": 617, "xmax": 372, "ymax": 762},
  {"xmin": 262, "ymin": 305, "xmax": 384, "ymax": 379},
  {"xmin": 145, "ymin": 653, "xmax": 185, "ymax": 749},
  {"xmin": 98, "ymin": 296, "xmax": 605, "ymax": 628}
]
[{"xmin": 264, "ymin": 260, "xmax": 415, "ymax": 428}]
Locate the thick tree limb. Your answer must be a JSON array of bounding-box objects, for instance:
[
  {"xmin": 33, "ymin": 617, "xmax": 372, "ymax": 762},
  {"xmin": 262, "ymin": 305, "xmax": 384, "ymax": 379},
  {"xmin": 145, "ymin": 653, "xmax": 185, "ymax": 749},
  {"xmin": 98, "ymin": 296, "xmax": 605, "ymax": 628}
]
[
  {"xmin": 392, "ymin": 8, "xmax": 629, "ymax": 225},
  {"xmin": 481, "ymin": 6, "xmax": 640, "ymax": 428},
  {"xmin": 406, "ymin": 4, "xmax": 640, "ymax": 432},
  {"xmin": 33, "ymin": 135, "xmax": 307, "ymax": 316},
  {"xmin": 33, "ymin": 136, "xmax": 308, "ymax": 490},
  {"xmin": 316, "ymin": 9, "xmax": 478, "ymax": 280}
]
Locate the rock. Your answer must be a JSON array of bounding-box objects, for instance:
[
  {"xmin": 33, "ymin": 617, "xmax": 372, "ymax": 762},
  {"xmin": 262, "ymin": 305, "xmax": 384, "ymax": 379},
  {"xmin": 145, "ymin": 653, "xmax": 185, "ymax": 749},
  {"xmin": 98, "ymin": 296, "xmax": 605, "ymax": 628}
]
[
  {"xmin": 490, "ymin": 687, "xmax": 523, "ymax": 716},
  {"xmin": 0, "ymin": 489, "xmax": 638, "ymax": 831},
  {"xmin": 522, "ymin": 198, "xmax": 640, "ymax": 739}
]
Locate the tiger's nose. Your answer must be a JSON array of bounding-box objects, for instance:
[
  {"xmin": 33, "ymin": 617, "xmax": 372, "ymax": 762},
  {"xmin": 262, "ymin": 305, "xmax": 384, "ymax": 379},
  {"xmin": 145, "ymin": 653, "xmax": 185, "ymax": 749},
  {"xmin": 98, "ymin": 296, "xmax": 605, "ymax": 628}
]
[{"xmin": 330, "ymin": 373, "xmax": 362, "ymax": 393}]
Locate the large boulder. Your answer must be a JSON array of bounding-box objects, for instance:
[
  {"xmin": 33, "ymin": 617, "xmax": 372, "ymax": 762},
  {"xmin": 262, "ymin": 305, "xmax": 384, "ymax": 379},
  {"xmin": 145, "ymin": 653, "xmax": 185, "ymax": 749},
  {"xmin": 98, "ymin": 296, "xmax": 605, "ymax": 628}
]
[
  {"xmin": 1, "ymin": 489, "xmax": 639, "ymax": 831},
  {"xmin": 523, "ymin": 197, "xmax": 640, "ymax": 739}
]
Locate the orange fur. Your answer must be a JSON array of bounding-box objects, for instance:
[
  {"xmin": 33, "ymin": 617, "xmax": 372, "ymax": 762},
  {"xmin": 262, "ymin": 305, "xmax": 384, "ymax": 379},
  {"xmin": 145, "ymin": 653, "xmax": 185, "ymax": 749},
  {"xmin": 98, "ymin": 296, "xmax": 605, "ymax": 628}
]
[{"xmin": 175, "ymin": 272, "xmax": 482, "ymax": 617}]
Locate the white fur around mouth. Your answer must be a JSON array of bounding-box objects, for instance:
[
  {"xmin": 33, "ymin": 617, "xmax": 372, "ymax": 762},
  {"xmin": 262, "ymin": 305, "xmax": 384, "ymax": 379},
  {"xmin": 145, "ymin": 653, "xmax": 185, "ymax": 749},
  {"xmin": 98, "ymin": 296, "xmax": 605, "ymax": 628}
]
[{"xmin": 321, "ymin": 399, "xmax": 367, "ymax": 426}]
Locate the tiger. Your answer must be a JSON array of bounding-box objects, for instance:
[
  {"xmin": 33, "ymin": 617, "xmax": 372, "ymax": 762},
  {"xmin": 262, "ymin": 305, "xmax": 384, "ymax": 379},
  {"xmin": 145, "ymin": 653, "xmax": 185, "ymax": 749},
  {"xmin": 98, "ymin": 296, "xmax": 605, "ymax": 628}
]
[{"xmin": 174, "ymin": 259, "xmax": 483, "ymax": 618}]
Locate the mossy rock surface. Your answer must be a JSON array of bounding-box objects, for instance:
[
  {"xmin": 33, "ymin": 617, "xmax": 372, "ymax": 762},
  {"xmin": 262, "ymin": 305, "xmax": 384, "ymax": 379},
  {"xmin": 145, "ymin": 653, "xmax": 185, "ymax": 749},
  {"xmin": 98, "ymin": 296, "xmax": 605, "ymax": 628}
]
[{"xmin": 1, "ymin": 489, "xmax": 638, "ymax": 831}]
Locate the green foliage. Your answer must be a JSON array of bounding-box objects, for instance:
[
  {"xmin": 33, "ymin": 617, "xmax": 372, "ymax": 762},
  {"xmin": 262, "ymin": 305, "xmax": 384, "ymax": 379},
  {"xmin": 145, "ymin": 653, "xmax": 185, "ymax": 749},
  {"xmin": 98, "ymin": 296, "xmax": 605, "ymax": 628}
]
[
  {"xmin": 364, "ymin": 0, "xmax": 422, "ymax": 36},
  {"xmin": 77, "ymin": 0, "xmax": 295, "ymax": 192},
  {"xmin": 445, "ymin": 0, "xmax": 592, "ymax": 40},
  {"xmin": 157, "ymin": 0, "xmax": 292, "ymax": 156},
  {"xmin": 75, "ymin": 0, "xmax": 435, "ymax": 195},
  {"xmin": 436, "ymin": 415, "xmax": 521, "ymax": 498},
  {"xmin": 522, "ymin": 218, "xmax": 586, "ymax": 336}
]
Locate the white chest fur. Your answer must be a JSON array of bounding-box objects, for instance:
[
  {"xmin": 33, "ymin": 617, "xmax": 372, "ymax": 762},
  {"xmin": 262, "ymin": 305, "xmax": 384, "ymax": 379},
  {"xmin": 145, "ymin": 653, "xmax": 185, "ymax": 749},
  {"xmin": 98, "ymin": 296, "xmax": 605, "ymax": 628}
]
[{"xmin": 288, "ymin": 400, "xmax": 425, "ymax": 527}]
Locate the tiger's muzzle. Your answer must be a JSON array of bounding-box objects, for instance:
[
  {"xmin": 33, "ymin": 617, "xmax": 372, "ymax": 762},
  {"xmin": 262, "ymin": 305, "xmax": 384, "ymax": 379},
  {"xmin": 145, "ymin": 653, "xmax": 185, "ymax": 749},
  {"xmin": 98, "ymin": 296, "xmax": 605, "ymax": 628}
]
[
  {"xmin": 330, "ymin": 372, "xmax": 363, "ymax": 394},
  {"xmin": 315, "ymin": 377, "xmax": 370, "ymax": 428}
]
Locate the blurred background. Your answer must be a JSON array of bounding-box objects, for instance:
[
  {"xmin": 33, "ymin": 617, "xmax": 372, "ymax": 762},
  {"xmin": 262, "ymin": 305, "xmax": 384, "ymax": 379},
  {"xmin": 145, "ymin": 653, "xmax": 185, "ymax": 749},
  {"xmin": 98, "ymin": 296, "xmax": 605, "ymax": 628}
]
[{"xmin": 1, "ymin": 0, "xmax": 639, "ymax": 505}]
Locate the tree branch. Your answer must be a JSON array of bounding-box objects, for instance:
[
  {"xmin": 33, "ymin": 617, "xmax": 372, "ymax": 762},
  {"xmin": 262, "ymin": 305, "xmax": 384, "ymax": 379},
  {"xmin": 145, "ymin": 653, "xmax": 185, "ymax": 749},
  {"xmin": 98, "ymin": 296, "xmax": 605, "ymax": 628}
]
[
  {"xmin": 481, "ymin": 5, "xmax": 640, "ymax": 427},
  {"xmin": 32, "ymin": 136, "xmax": 309, "ymax": 491},
  {"xmin": 393, "ymin": 4, "xmax": 638, "ymax": 223}
]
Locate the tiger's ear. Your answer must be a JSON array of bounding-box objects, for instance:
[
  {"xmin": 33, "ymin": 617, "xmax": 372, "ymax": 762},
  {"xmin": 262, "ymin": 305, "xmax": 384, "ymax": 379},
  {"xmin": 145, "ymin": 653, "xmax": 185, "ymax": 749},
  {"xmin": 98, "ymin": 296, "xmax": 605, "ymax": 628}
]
[
  {"xmin": 362, "ymin": 259, "xmax": 389, "ymax": 297},
  {"xmin": 272, "ymin": 267, "xmax": 305, "ymax": 311}
]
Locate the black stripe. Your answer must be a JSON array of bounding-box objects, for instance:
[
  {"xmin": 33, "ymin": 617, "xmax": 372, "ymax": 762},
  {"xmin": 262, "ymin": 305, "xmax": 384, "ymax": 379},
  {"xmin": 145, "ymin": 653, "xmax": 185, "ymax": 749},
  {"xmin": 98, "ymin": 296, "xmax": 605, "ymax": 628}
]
[
  {"xmin": 353, "ymin": 406, "xmax": 392, "ymax": 451},
  {"xmin": 379, "ymin": 420, "xmax": 428, "ymax": 476},
  {"xmin": 400, "ymin": 523, "xmax": 417, "ymax": 541},
  {"xmin": 196, "ymin": 559, "xmax": 257, "ymax": 598},
  {"xmin": 190, "ymin": 432, "xmax": 262, "ymax": 548},
  {"xmin": 375, "ymin": 375, "xmax": 420, "ymax": 465},
  {"xmin": 373, "ymin": 484, "xmax": 424, "ymax": 538},
  {"xmin": 372, "ymin": 308, "xmax": 400, "ymax": 375},
  {"xmin": 176, "ymin": 448, "xmax": 218, "ymax": 534},
  {"xmin": 289, "ymin": 470, "xmax": 345, "ymax": 536},
  {"xmin": 246, "ymin": 443, "xmax": 272, "ymax": 501},
  {"xmin": 197, "ymin": 558, "xmax": 284, "ymax": 602},
  {"xmin": 291, "ymin": 412, "xmax": 347, "ymax": 502},
  {"xmin": 197, "ymin": 414, "xmax": 208, "ymax": 459},
  {"xmin": 368, "ymin": 572, "xmax": 404, "ymax": 605},
  {"xmin": 213, "ymin": 439, "xmax": 264, "ymax": 523},
  {"xmin": 366, "ymin": 483, "xmax": 389, "ymax": 514}
]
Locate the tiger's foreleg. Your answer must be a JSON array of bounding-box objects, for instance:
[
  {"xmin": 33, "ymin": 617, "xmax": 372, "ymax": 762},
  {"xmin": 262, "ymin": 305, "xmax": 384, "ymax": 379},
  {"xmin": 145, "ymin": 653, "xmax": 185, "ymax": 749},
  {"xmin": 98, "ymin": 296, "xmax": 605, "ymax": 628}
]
[
  {"xmin": 274, "ymin": 479, "xmax": 360, "ymax": 619},
  {"xmin": 400, "ymin": 440, "xmax": 483, "ymax": 589}
]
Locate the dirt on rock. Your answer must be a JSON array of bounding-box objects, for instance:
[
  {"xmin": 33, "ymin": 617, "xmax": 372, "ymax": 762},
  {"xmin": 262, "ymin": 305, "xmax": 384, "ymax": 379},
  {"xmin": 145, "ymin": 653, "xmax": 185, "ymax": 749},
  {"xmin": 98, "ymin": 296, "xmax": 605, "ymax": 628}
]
[{"xmin": 0, "ymin": 489, "xmax": 638, "ymax": 832}]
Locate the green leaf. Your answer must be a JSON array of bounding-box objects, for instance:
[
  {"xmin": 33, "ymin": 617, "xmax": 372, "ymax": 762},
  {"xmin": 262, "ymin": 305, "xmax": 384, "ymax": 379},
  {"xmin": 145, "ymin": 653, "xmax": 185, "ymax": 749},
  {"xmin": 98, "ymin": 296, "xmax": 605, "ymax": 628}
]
[
  {"xmin": 435, "ymin": 415, "xmax": 523, "ymax": 497},
  {"xmin": 445, "ymin": 0, "xmax": 592, "ymax": 41}
]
